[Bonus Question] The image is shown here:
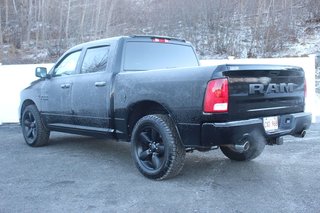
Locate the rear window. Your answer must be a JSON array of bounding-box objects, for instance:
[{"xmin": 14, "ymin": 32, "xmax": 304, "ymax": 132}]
[{"xmin": 123, "ymin": 41, "xmax": 199, "ymax": 71}]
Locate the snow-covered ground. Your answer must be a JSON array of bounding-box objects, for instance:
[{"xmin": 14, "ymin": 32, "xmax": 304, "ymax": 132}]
[
  {"xmin": 286, "ymin": 24, "xmax": 320, "ymax": 57},
  {"xmin": 0, "ymin": 64, "xmax": 53, "ymax": 124}
]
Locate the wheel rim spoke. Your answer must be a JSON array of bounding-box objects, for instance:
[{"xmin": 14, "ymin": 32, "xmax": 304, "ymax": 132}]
[
  {"xmin": 139, "ymin": 150, "xmax": 151, "ymax": 160},
  {"xmin": 151, "ymin": 128, "xmax": 158, "ymax": 141},
  {"xmin": 24, "ymin": 120, "xmax": 31, "ymax": 127},
  {"xmin": 139, "ymin": 132, "xmax": 152, "ymax": 146},
  {"xmin": 28, "ymin": 112, "xmax": 34, "ymax": 121},
  {"xmin": 32, "ymin": 128, "xmax": 36, "ymax": 138},
  {"xmin": 27, "ymin": 128, "xmax": 33, "ymax": 138},
  {"xmin": 151, "ymin": 153, "xmax": 161, "ymax": 169},
  {"xmin": 157, "ymin": 145, "xmax": 165, "ymax": 155}
]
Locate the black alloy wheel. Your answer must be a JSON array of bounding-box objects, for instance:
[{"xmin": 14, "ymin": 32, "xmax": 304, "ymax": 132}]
[
  {"xmin": 21, "ymin": 105, "xmax": 50, "ymax": 147},
  {"xmin": 23, "ymin": 110, "xmax": 37, "ymax": 143},
  {"xmin": 131, "ymin": 114, "xmax": 185, "ymax": 180}
]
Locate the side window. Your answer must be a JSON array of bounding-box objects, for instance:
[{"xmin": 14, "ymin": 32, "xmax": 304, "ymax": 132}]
[
  {"xmin": 81, "ymin": 46, "xmax": 110, "ymax": 74},
  {"xmin": 53, "ymin": 51, "xmax": 81, "ymax": 76}
]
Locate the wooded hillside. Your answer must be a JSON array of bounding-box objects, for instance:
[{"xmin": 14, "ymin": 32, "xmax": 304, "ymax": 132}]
[{"xmin": 0, "ymin": 0, "xmax": 320, "ymax": 64}]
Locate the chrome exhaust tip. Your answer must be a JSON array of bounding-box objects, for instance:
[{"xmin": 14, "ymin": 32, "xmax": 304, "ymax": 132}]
[
  {"xmin": 295, "ymin": 129, "xmax": 307, "ymax": 138},
  {"xmin": 234, "ymin": 140, "xmax": 250, "ymax": 152},
  {"xmin": 300, "ymin": 130, "xmax": 306, "ymax": 138}
]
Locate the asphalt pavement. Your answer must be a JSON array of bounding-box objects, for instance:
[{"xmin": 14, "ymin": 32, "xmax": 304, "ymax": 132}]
[{"xmin": 0, "ymin": 123, "xmax": 319, "ymax": 213}]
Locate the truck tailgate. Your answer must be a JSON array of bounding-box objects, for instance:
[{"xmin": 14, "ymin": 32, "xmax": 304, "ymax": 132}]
[{"xmin": 222, "ymin": 65, "xmax": 305, "ymax": 120}]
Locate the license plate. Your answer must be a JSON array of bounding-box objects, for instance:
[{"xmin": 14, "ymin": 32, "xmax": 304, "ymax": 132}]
[{"xmin": 263, "ymin": 116, "xmax": 278, "ymax": 132}]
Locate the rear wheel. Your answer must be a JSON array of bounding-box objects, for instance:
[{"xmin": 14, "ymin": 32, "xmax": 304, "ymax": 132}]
[
  {"xmin": 220, "ymin": 133, "xmax": 266, "ymax": 161},
  {"xmin": 21, "ymin": 105, "xmax": 50, "ymax": 147},
  {"xmin": 131, "ymin": 114, "xmax": 185, "ymax": 180}
]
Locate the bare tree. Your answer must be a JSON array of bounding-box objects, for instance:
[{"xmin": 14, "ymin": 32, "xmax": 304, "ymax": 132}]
[
  {"xmin": 12, "ymin": 0, "xmax": 17, "ymax": 14},
  {"xmin": 105, "ymin": 0, "xmax": 116, "ymax": 37},
  {"xmin": 65, "ymin": 0, "xmax": 72, "ymax": 39},
  {"xmin": 5, "ymin": 0, "xmax": 9, "ymax": 26},
  {"xmin": 80, "ymin": 0, "xmax": 88, "ymax": 41},
  {"xmin": 26, "ymin": 0, "xmax": 32, "ymax": 44},
  {"xmin": 0, "ymin": 7, "xmax": 3, "ymax": 45},
  {"xmin": 1, "ymin": 0, "xmax": 319, "ymax": 64}
]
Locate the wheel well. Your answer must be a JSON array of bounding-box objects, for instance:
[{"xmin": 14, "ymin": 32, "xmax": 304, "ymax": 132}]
[
  {"xmin": 127, "ymin": 101, "xmax": 171, "ymax": 137},
  {"xmin": 20, "ymin": 100, "xmax": 36, "ymax": 118}
]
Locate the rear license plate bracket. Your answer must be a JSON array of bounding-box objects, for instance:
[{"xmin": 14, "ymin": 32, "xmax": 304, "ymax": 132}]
[{"xmin": 263, "ymin": 116, "xmax": 278, "ymax": 132}]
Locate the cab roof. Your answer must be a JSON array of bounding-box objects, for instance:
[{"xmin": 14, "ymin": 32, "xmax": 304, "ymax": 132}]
[{"xmin": 67, "ymin": 35, "xmax": 189, "ymax": 53}]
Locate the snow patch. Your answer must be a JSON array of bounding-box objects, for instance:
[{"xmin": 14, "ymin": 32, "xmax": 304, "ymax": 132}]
[{"xmin": 0, "ymin": 64, "xmax": 53, "ymax": 124}]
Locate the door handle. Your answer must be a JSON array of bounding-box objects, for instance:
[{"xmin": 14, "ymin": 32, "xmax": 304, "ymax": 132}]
[
  {"xmin": 64, "ymin": 83, "xmax": 71, "ymax": 88},
  {"xmin": 60, "ymin": 83, "xmax": 71, "ymax": 89},
  {"xmin": 95, "ymin": 81, "xmax": 107, "ymax": 87}
]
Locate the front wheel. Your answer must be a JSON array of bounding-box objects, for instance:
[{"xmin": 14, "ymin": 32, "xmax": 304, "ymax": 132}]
[
  {"xmin": 131, "ymin": 114, "xmax": 186, "ymax": 180},
  {"xmin": 21, "ymin": 105, "xmax": 50, "ymax": 147}
]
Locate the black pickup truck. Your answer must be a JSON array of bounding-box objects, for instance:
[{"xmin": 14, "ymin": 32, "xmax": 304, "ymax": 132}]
[{"xmin": 20, "ymin": 35, "xmax": 312, "ymax": 180}]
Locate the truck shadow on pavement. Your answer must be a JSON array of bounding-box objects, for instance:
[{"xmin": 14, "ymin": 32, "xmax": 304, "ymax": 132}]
[{"xmin": 46, "ymin": 132, "xmax": 266, "ymax": 183}]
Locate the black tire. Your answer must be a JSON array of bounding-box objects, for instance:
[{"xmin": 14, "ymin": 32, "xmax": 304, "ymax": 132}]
[
  {"xmin": 131, "ymin": 114, "xmax": 186, "ymax": 180},
  {"xmin": 220, "ymin": 132, "xmax": 266, "ymax": 161},
  {"xmin": 21, "ymin": 105, "xmax": 50, "ymax": 147}
]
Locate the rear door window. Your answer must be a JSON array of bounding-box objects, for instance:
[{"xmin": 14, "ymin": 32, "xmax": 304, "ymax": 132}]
[{"xmin": 80, "ymin": 46, "xmax": 110, "ymax": 73}]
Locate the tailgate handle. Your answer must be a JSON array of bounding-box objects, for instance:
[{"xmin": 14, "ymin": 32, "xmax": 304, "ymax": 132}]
[
  {"xmin": 270, "ymin": 71, "xmax": 280, "ymax": 76},
  {"xmin": 95, "ymin": 81, "xmax": 106, "ymax": 87}
]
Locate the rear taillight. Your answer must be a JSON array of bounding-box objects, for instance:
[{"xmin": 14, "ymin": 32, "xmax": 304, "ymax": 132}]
[{"xmin": 203, "ymin": 78, "xmax": 229, "ymax": 113}]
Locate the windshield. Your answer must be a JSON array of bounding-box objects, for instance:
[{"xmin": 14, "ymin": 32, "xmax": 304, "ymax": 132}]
[{"xmin": 123, "ymin": 41, "xmax": 199, "ymax": 71}]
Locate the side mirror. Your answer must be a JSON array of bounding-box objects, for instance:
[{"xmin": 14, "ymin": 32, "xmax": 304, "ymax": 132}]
[{"xmin": 35, "ymin": 67, "xmax": 48, "ymax": 78}]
